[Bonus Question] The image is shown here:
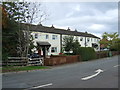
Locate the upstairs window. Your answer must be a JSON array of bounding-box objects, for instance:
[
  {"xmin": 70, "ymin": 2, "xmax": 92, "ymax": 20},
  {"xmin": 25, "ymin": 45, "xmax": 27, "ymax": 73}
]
[
  {"xmin": 87, "ymin": 38, "xmax": 90, "ymax": 42},
  {"xmin": 97, "ymin": 39, "xmax": 99, "ymax": 42},
  {"xmin": 51, "ymin": 47, "xmax": 57, "ymax": 52},
  {"xmin": 52, "ymin": 35, "xmax": 57, "ymax": 40},
  {"xmin": 35, "ymin": 33, "xmax": 38, "ymax": 39},
  {"xmin": 80, "ymin": 37, "xmax": 83, "ymax": 41},
  {"xmin": 46, "ymin": 35, "xmax": 49, "ymax": 39},
  {"xmin": 94, "ymin": 38, "xmax": 96, "ymax": 42}
]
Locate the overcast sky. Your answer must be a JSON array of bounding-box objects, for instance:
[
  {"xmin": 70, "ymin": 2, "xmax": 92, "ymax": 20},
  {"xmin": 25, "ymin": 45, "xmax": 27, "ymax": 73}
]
[{"xmin": 40, "ymin": 2, "xmax": 118, "ymax": 38}]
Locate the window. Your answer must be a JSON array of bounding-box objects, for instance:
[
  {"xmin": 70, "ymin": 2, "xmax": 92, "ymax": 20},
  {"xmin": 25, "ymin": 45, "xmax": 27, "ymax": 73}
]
[
  {"xmin": 51, "ymin": 47, "xmax": 57, "ymax": 52},
  {"xmin": 80, "ymin": 37, "xmax": 83, "ymax": 41},
  {"xmin": 76, "ymin": 36, "xmax": 78, "ymax": 40},
  {"xmin": 87, "ymin": 38, "xmax": 89, "ymax": 42},
  {"xmin": 46, "ymin": 35, "xmax": 49, "ymax": 39},
  {"xmin": 52, "ymin": 35, "xmax": 57, "ymax": 40},
  {"xmin": 94, "ymin": 38, "xmax": 96, "ymax": 42},
  {"xmin": 97, "ymin": 39, "xmax": 99, "ymax": 42},
  {"xmin": 35, "ymin": 33, "xmax": 38, "ymax": 39},
  {"xmin": 91, "ymin": 38, "xmax": 92, "ymax": 41}
]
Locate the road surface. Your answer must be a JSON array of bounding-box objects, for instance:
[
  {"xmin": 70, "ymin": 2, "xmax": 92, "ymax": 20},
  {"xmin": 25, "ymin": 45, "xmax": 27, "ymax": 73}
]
[{"xmin": 2, "ymin": 55, "xmax": 119, "ymax": 89}]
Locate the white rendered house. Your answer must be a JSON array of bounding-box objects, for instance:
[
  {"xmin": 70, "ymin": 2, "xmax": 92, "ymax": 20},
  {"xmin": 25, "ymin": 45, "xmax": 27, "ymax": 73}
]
[{"xmin": 23, "ymin": 24, "xmax": 101, "ymax": 57}]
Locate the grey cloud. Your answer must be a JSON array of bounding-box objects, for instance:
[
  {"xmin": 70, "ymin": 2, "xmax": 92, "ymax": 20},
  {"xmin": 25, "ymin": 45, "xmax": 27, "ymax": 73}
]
[{"xmin": 42, "ymin": 2, "xmax": 118, "ymax": 38}]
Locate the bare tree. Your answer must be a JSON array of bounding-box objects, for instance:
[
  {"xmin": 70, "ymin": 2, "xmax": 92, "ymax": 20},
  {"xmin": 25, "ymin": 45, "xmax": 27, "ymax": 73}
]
[
  {"xmin": 26, "ymin": 2, "xmax": 48, "ymax": 24},
  {"xmin": 17, "ymin": 2, "xmax": 48, "ymax": 57}
]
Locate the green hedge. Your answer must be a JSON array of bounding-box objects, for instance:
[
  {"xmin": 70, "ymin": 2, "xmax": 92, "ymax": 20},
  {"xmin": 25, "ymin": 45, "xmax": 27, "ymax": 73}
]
[{"xmin": 78, "ymin": 47, "xmax": 96, "ymax": 61}]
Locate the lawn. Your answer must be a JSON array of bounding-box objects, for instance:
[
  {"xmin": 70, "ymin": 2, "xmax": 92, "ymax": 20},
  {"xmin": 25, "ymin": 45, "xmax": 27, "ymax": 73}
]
[{"xmin": 2, "ymin": 66, "xmax": 50, "ymax": 73}]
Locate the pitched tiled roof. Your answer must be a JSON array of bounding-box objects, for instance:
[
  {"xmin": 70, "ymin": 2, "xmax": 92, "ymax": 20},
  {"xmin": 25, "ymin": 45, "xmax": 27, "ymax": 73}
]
[{"xmin": 21, "ymin": 23, "xmax": 100, "ymax": 39}]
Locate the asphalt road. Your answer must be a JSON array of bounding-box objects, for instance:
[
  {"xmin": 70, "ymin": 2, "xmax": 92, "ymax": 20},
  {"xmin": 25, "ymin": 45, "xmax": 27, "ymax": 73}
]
[{"xmin": 2, "ymin": 55, "xmax": 119, "ymax": 89}]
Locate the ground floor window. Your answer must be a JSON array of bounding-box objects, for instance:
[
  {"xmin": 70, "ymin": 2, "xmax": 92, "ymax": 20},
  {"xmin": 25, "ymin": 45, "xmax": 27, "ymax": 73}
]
[{"xmin": 51, "ymin": 47, "xmax": 57, "ymax": 53}]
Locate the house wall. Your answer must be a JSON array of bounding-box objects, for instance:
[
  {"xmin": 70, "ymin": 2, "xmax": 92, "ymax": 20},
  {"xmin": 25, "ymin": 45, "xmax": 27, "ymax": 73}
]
[
  {"xmin": 31, "ymin": 32, "xmax": 61, "ymax": 55},
  {"xmin": 31, "ymin": 31, "xmax": 100, "ymax": 55},
  {"xmin": 62, "ymin": 35, "xmax": 100, "ymax": 51}
]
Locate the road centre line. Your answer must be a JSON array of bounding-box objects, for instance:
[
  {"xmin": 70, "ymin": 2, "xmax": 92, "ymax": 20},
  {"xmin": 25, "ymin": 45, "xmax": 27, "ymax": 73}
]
[
  {"xmin": 32, "ymin": 83, "xmax": 53, "ymax": 89},
  {"xmin": 25, "ymin": 83, "xmax": 53, "ymax": 90}
]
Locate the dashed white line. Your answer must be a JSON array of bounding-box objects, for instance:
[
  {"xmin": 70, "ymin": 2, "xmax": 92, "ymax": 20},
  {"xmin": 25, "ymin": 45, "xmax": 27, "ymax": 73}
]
[
  {"xmin": 24, "ymin": 83, "xmax": 53, "ymax": 90},
  {"xmin": 113, "ymin": 65, "xmax": 120, "ymax": 67},
  {"xmin": 32, "ymin": 83, "xmax": 53, "ymax": 89}
]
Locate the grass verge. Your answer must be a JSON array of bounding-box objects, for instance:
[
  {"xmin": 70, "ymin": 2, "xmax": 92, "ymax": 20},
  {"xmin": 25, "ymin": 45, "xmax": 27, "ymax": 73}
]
[{"xmin": 2, "ymin": 66, "xmax": 50, "ymax": 73}]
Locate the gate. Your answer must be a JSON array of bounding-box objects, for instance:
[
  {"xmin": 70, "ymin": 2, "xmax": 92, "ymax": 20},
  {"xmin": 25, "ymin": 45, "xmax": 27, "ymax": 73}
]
[{"xmin": 28, "ymin": 57, "xmax": 44, "ymax": 66}]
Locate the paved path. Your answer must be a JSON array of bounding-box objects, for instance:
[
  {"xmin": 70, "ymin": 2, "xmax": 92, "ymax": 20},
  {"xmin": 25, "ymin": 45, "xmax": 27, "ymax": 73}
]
[{"xmin": 2, "ymin": 55, "xmax": 119, "ymax": 89}]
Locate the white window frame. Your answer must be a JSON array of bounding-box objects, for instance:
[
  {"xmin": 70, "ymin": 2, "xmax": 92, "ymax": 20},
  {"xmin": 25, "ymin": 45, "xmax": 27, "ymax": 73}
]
[
  {"xmin": 35, "ymin": 33, "xmax": 38, "ymax": 39},
  {"xmin": 87, "ymin": 38, "xmax": 90, "ymax": 42},
  {"xmin": 80, "ymin": 37, "xmax": 83, "ymax": 41},
  {"xmin": 52, "ymin": 35, "xmax": 57, "ymax": 40},
  {"xmin": 46, "ymin": 34, "xmax": 49, "ymax": 39},
  {"xmin": 94, "ymin": 38, "xmax": 96, "ymax": 42},
  {"xmin": 51, "ymin": 47, "xmax": 57, "ymax": 53}
]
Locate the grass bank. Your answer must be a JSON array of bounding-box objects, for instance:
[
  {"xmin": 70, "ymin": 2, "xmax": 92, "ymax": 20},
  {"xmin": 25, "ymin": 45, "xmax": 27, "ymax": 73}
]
[{"xmin": 2, "ymin": 66, "xmax": 50, "ymax": 73}]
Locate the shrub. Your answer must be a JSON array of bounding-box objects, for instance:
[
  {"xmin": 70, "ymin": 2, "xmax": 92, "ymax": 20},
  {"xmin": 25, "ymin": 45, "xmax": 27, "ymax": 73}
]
[
  {"xmin": 72, "ymin": 40, "xmax": 81, "ymax": 55},
  {"xmin": 2, "ymin": 52, "xmax": 9, "ymax": 61},
  {"xmin": 78, "ymin": 47, "xmax": 96, "ymax": 61}
]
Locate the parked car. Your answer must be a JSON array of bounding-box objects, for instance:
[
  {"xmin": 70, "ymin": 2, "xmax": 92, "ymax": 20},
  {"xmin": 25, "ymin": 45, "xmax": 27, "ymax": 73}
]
[
  {"xmin": 100, "ymin": 48, "xmax": 109, "ymax": 51},
  {"xmin": 28, "ymin": 53, "xmax": 41, "ymax": 59}
]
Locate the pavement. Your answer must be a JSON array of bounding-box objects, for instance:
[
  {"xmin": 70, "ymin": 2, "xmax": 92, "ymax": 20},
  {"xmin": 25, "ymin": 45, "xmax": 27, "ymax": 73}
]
[{"xmin": 2, "ymin": 55, "xmax": 119, "ymax": 89}]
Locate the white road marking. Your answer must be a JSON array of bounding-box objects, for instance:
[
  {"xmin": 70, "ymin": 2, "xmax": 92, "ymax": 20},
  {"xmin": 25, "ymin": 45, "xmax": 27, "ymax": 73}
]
[
  {"xmin": 32, "ymin": 83, "xmax": 53, "ymax": 89},
  {"xmin": 81, "ymin": 69, "xmax": 104, "ymax": 80},
  {"xmin": 114, "ymin": 65, "xmax": 120, "ymax": 67}
]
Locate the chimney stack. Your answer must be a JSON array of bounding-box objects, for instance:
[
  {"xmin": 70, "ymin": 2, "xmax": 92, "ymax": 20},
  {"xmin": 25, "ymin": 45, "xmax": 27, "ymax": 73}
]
[
  {"xmin": 67, "ymin": 27, "xmax": 70, "ymax": 31},
  {"xmin": 51, "ymin": 24, "xmax": 54, "ymax": 28}
]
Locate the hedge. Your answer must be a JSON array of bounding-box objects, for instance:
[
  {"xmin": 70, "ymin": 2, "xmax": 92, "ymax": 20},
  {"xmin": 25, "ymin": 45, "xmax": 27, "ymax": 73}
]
[{"xmin": 78, "ymin": 47, "xmax": 96, "ymax": 61}]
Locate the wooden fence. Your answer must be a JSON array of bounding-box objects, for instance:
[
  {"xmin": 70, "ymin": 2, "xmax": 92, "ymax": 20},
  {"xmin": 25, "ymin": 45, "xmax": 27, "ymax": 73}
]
[
  {"xmin": 44, "ymin": 55, "xmax": 80, "ymax": 66},
  {"xmin": 2, "ymin": 51, "xmax": 119, "ymax": 66},
  {"xmin": 96, "ymin": 51, "xmax": 120, "ymax": 59},
  {"xmin": 2, "ymin": 57, "xmax": 28, "ymax": 66},
  {"xmin": 2, "ymin": 57, "xmax": 44, "ymax": 66}
]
